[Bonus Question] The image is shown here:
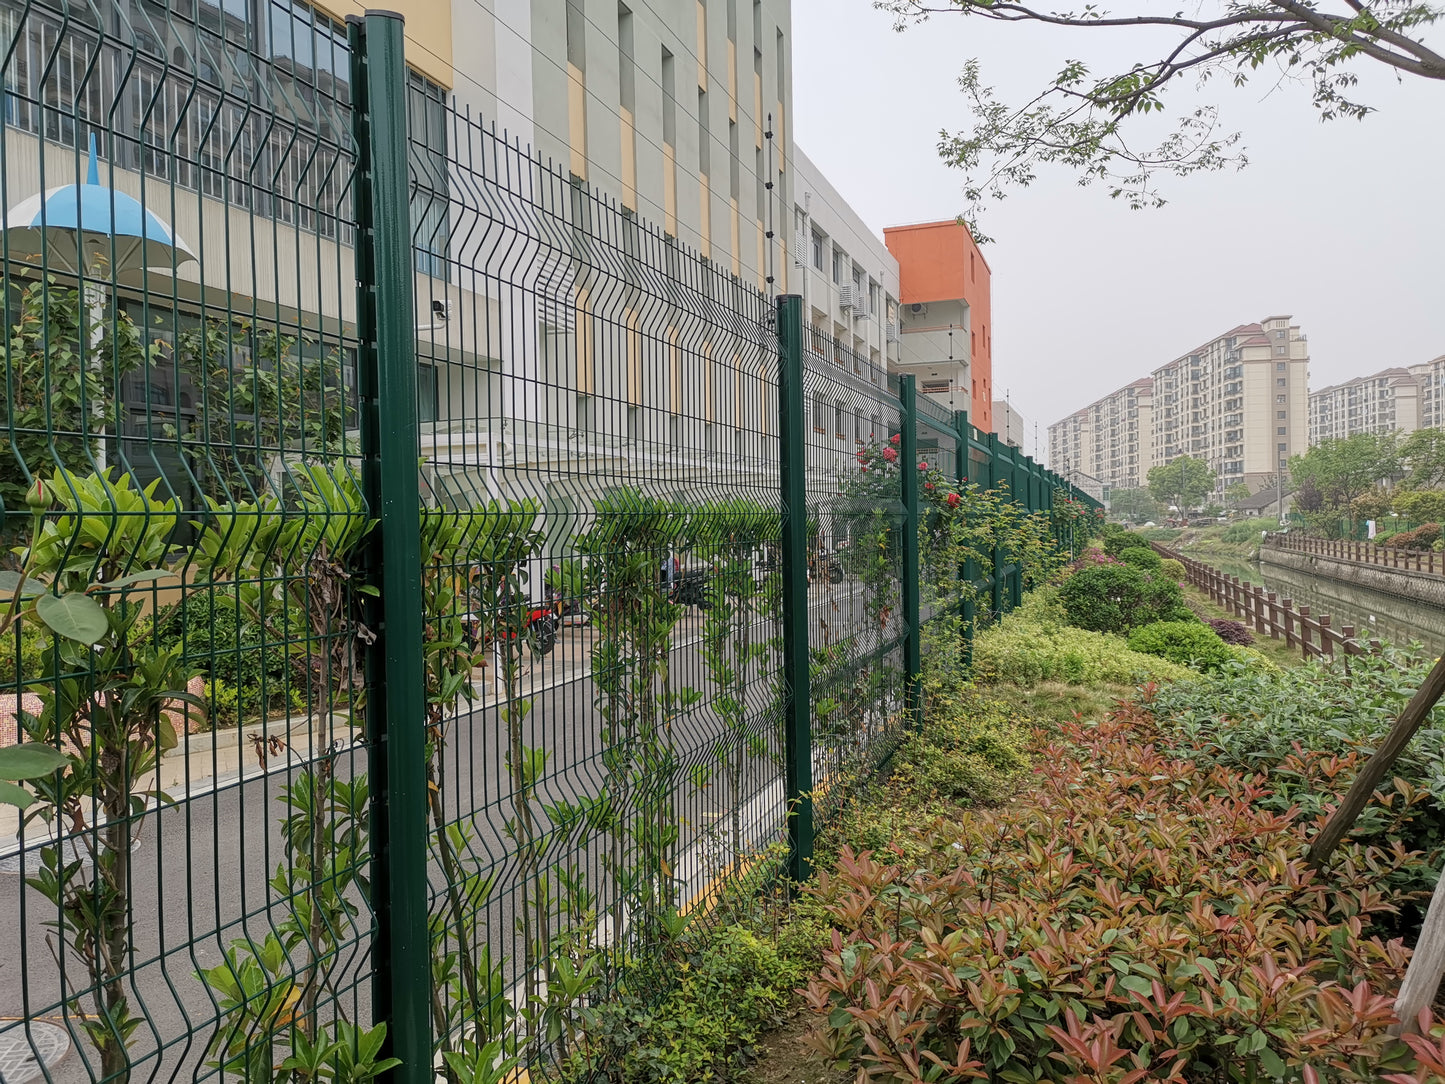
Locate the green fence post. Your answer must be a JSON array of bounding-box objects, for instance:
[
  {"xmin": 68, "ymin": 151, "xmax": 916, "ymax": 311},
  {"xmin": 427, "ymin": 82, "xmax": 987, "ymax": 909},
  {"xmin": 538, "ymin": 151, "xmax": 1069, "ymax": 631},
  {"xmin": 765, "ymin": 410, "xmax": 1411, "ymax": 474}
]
[
  {"xmin": 900, "ymin": 375, "xmax": 922, "ymax": 729},
  {"xmin": 349, "ymin": 13, "xmax": 431, "ymax": 1082},
  {"xmin": 954, "ymin": 410, "xmax": 976, "ymax": 669},
  {"xmin": 987, "ymin": 433, "xmax": 1005, "ymax": 619},
  {"xmin": 1009, "ymin": 448, "xmax": 1024, "ymax": 608},
  {"xmin": 776, "ymin": 295, "xmax": 813, "ymax": 882}
]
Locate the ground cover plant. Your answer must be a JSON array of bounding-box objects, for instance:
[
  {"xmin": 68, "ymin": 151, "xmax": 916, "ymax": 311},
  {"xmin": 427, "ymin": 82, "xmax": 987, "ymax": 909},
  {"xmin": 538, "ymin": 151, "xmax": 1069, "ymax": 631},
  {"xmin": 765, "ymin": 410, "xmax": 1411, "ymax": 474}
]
[
  {"xmin": 1126, "ymin": 619, "xmax": 1237, "ymax": 673},
  {"xmin": 972, "ymin": 589, "xmax": 1193, "ymax": 689},
  {"xmin": 801, "ymin": 695, "xmax": 1435, "ymax": 1083}
]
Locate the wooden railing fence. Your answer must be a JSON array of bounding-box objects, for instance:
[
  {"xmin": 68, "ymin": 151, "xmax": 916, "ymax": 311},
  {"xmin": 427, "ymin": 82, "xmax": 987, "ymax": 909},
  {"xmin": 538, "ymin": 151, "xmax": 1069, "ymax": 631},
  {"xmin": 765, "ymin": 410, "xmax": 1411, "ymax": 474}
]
[{"xmin": 1265, "ymin": 532, "xmax": 1445, "ymax": 576}]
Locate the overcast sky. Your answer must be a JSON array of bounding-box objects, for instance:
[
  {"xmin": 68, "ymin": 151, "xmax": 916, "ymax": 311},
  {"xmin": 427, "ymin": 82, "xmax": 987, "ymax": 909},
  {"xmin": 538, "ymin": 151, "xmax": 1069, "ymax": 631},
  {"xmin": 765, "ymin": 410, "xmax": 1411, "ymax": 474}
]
[{"xmin": 790, "ymin": 1, "xmax": 1445, "ymax": 462}]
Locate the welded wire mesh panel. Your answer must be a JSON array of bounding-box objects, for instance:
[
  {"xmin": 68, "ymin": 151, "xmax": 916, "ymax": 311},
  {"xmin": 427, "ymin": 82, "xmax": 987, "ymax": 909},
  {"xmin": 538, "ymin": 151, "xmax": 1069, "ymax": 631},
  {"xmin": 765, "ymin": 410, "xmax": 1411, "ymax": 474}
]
[
  {"xmin": 801, "ymin": 333, "xmax": 905, "ymax": 830},
  {"xmin": 406, "ymin": 100, "xmax": 784, "ymax": 1072},
  {"xmin": 0, "ymin": 3, "xmax": 375, "ymax": 1084}
]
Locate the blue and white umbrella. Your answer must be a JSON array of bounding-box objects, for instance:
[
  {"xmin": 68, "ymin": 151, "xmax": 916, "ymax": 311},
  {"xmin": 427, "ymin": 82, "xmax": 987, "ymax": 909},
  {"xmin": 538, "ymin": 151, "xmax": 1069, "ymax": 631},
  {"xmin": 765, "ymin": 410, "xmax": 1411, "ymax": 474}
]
[{"xmin": 1, "ymin": 134, "xmax": 196, "ymax": 274}]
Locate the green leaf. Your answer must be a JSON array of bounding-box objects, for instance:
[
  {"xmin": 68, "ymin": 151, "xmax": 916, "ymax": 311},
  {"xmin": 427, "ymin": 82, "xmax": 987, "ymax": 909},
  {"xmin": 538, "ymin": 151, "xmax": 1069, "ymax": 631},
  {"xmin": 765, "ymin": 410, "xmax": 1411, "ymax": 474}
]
[
  {"xmin": 0, "ymin": 779, "xmax": 37, "ymax": 809},
  {"xmin": 35, "ymin": 591, "xmax": 109, "ymax": 644},
  {"xmin": 0, "ymin": 743, "xmax": 69, "ymax": 780},
  {"xmin": 0, "ymin": 571, "xmax": 45, "ymax": 598},
  {"xmin": 103, "ymin": 569, "xmax": 175, "ymax": 590}
]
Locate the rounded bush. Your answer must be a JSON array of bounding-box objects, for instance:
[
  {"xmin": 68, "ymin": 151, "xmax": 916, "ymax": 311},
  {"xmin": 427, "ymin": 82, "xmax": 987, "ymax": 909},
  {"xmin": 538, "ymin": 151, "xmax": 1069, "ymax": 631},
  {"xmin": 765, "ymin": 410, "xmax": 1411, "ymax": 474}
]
[
  {"xmin": 1392, "ymin": 522, "xmax": 1441, "ymax": 550},
  {"xmin": 1102, "ymin": 532, "xmax": 1145, "ymax": 558},
  {"xmin": 1057, "ymin": 563, "xmax": 1193, "ymax": 634},
  {"xmin": 1118, "ymin": 545, "xmax": 1162, "ymax": 571},
  {"xmin": 1206, "ymin": 617, "xmax": 1254, "ymax": 646},
  {"xmin": 1159, "ymin": 558, "xmax": 1186, "ymax": 582},
  {"xmin": 1127, "ymin": 620, "xmax": 1234, "ymax": 672}
]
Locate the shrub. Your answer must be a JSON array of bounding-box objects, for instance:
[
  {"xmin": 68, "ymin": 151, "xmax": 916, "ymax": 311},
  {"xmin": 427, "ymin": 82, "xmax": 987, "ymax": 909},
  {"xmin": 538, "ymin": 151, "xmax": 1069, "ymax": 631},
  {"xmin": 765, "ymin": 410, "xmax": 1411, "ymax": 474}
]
[
  {"xmin": 1057, "ymin": 562, "xmax": 1192, "ymax": 634},
  {"xmin": 1117, "ymin": 544, "xmax": 1162, "ymax": 571},
  {"xmin": 1220, "ymin": 520, "xmax": 1265, "ymax": 544},
  {"xmin": 204, "ymin": 679, "xmax": 241, "ymax": 731},
  {"xmin": 1206, "ymin": 616, "xmax": 1254, "ymax": 645},
  {"xmin": 155, "ymin": 590, "xmax": 293, "ymax": 712},
  {"xmin": 1101, "ymin": 531, "xmax": 1144, "ymax": 557},
  {"xmin": 1158, "ymin": 556, "xmax": 1186, "ymax": 581},
  {"xmin": 1126, "ymin": 619, "xmax": 1234, "ymax": 672},
  {"xmin": 1392, "ymin": 522, "xmax": 1441, "ymax": 550},
  {"xmin": 974, "ymin": 590, "xmax": 1192, "ymax": 687},
  {"xmin": 565, "ymin": 925, "xmax": 805, "ymax": 1083},
  {"xmin": 803, "ymin": 704, "xmax": 1429, "ymax": 1083},
  {"xmin": 0, "ymin": 624, "xmax": 52, "ymax": 685}
]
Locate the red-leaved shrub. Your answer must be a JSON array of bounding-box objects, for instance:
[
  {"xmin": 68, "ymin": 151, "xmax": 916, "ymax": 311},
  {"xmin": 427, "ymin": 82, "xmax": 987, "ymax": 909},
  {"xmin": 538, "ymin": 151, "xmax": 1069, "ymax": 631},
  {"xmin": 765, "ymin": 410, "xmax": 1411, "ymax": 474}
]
[
  {"xmin": 803, "ymin": 703, "xmax": 1430, "ymax": 1082},
  {"xmin": 1206, "ymin": 617, "xmax": 1255, "ymax": 645},
  {"xmin": 1391, "ymin": 522, "xmax": 1441, "ymax": 550}
]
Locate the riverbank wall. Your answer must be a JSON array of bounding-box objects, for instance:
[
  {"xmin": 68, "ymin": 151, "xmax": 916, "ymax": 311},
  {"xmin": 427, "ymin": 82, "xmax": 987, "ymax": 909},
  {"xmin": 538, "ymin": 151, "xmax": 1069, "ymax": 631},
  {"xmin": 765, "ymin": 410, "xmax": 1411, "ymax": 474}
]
[{"xmin": 1259, "ymin": 546, "xmax": 1445, "ymax": 610}]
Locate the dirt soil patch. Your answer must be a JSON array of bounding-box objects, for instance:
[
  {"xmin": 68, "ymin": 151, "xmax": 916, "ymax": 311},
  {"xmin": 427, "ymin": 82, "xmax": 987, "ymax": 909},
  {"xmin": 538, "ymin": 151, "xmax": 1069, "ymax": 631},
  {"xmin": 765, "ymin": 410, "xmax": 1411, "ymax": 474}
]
[{"xmin": 748, "ymin": 1007, "xmax": 850, "ymax": 1084}]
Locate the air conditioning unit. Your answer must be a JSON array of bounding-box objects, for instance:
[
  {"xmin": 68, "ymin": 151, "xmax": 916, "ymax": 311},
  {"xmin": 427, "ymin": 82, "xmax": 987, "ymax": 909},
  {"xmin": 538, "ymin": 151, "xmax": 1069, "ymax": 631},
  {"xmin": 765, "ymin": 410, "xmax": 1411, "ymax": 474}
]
[
  {"xmin": 838, "ymin": 284, "xmax": 856, "ymax": 311},
  {"xmin": 852, "ymin": 291, "xmax": 868, "ymax": 320},
  {"xmin": 886, "ymin": 322, "xmax": 899, "ymax": 344},
  {"xmin": 793, "ymin": 229, "xmax": 806, "ymax": 268}
]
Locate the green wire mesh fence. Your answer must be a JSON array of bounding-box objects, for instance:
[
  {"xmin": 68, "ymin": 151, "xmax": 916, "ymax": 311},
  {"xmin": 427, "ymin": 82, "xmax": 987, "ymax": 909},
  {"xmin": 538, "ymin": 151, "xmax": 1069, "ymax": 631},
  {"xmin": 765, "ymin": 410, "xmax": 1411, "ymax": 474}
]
[{"xmin": 0, "ymin": 5, "xmax": 1100, "ymax": 1083}]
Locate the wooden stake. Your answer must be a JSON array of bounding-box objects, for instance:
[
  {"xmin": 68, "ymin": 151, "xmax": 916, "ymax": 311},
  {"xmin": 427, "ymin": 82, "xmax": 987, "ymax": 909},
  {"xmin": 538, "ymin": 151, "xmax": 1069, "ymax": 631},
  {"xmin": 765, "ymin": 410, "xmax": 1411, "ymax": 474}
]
[
  {"xmin": 1393, "ymin": 851, "xmax": 1445, "ymax": 1035},
  {"xmin": 1308, "ymin": 654, "xmax": 1445, "ymax": 867}
]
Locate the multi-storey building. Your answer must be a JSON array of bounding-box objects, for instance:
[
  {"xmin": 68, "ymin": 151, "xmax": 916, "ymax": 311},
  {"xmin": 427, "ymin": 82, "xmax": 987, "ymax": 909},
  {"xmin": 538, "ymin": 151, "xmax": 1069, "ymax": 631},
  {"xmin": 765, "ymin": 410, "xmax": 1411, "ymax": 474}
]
[
  {"xmin": 1046, "ymin": 378, "xmax": 1152, "ymax": 491},
  {"xmin": 884, "ymin": 219, "xmax": 994, "ymax": 430},
  {"xmin": 1410, "ymin": 355, "xmax": 1445, "ymax": 429},
  {"xmin": 1150, "ymin": 317, "xmax": 1309, "ymax": 494},
  {"xmin": 1309, "ymin": 368, "xmax": 1422, "ymax": 444},
  {"xmin": 992, "ymin": 400, "xmax": 1025, "ymax": 449}
]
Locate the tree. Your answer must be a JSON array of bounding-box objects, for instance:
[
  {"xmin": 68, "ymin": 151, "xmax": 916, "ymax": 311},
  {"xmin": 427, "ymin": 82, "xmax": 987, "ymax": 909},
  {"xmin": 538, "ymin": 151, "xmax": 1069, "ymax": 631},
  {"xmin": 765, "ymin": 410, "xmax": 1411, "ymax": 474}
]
[
  {"xmin": 881, "ymin": 0, "xmax": 1445, "ymax": 232},
  {"xmin": 1147, "ymin": 456, "xmax": 1215, "ymax": 514},
  {"xmin": 1287, "ymin": 432, "xmax": 1399, "ymax": 511},
  {"xmin": 1225, "ymin": 482, "xmax": 1251, "ymax": 510},
  {"xmin": 1108, "ymin": 487, "xmax": 1162, "ymax": 523},
  {"xmin": 1399, "ymin": 428, "xmax": 1445, "ymax": 490}
]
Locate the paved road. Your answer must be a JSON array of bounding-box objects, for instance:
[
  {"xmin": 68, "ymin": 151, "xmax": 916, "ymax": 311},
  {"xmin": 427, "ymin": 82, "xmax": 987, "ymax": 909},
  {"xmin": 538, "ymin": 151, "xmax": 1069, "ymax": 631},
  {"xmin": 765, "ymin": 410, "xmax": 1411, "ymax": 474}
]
[{"xmin": 0, "ymin": 578, "xmax": 892, "ymax": 1084}]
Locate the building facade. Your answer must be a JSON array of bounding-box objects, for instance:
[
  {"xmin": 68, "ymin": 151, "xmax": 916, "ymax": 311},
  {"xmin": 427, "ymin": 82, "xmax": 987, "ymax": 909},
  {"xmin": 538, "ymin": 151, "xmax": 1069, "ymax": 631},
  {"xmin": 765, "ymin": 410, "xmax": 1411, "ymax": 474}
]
[
  {"xmin": 1410, "ymin": 356, "xmax": 1445, "ymax": 429},
  {"xmin": 1046, "ymin": 378, "xmax": 1151, "ymax": 491},
  {"xmin": 884, "ymin": 220, "xmax": 993, "ymax": 431},
  {"xmin": 992, "ymin": 399, "xmax": 1024, "ymax": 449},
  {"xmin": 1150, "ymin": 317, "xmax": 1309, "ymax": 494},
  {"xmin": 1309, "ymin": 368, "xmax": 1422, "ymax": 444}
]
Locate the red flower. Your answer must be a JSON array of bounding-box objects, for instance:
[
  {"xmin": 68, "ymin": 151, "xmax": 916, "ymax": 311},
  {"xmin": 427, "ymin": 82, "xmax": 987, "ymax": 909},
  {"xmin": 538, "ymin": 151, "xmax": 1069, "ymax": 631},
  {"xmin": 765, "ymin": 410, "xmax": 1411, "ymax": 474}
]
[
  {"xmin": 947, "ymin": 492, "xmax": 961, "ymax": 509},
  {"xmin": 890, "ymin": 434, "xmax": 901, "ymax": 446},
  {"xmin": 882, "ymin": 447, "xmax": 898, "ymax": 463},
  {"xmin": 918, "ymin": 462, "xmax": 928, "ymax": 470}
]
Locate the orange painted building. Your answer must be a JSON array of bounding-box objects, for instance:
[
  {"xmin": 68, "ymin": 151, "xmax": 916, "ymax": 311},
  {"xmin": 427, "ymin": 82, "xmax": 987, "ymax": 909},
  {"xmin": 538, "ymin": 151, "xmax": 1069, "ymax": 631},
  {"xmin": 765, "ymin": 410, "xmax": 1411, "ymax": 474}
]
[{"xmin": 883, "ymin": 220, "xmax": 993, "ymax": 433}]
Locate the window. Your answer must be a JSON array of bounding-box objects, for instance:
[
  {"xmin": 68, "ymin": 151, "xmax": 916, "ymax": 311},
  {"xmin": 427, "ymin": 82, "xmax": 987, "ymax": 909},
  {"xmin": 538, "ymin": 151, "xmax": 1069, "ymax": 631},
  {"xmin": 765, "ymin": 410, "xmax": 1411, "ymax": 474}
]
[
  {"xmin": 1277, "ymin": 426, "xmax": 1286, "ymax": 435},
  {"xmin": 832, "ymin": 246, "xmax": 845, "ymax": 284},
  {"xmin": 1276, "ymin": 362, "xmax": 1286, "ymax": 371},
  {"xmin": 1275, "ymin": 346, "xmax": 1286, "ymax": 356},
  {"xmin": 812, "ymin": 397, "xmax": 825, "ymax": 432},
  {"xmin": 1278, "ymin": 443, "xmax": 1288, "ymax": 452},
  {"xmin": 418, "ymin": 363, "xmax": 438, "ymax": 422},
  {"xmin": 1277, "ymin": 410, "xmax": 1286, "ymax": 419},
  {"xmin": 811, "ymin": 229, "xmax": 823, "ymax": 270},
  {"xmin": 834, "ymin": 402, "xmax": 845, "ymax": 438},
  {"xmin": 409, "ymin": 72, "xmax": 451, "ymax": 279},
  {"xmin": 1277, "ymin": 378, "xmax": 1287, "ymax": 387}
]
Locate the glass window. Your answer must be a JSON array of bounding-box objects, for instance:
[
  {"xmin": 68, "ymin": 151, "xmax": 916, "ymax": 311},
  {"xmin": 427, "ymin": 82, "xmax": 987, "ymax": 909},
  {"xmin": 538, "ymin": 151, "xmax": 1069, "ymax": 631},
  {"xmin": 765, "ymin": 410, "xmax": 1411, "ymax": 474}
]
[
  {"xmin": 1276, "ymin": 362, "xmax": 1286, "ymax": 370},
  {"xmin": 418, "ymin": 363, "xmax": 437, "ymax": 422},
  {"xmin": 1277, "ymin": 426, "xmax": 1286, "ymax": 435},
  {"xmin": 811, "ymin": 229, "xmax": 824, "ymax": 270},
  {"xmin": 832, "ymin": 247, "xmax": 844, "ymax": 284},
  {"xmin": 1277, "ymin": 378, "xmax": 1287, "ymax": 387},
  {"xmin": 409, "ymin": 71, "xmax": 451, "ymax": 280}
]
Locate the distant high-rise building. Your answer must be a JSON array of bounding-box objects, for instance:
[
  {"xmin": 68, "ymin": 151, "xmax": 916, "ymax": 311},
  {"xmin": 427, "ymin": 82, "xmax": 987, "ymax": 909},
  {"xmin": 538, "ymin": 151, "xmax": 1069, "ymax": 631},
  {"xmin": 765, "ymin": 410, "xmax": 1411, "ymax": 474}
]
[
  {"xmin": 1150, "ymin": 316, "xmax": 1309, "ymax": 494},
  {"xmin": 1047, "ymin": 378, "xmax": 1152, "ymax": 491},
  {"xmin": 1410, "ymin": 356, "xmax": 1445, "ymax": 429},
  {"xmin": 1309, "ymin": 368, "xmax": 1423, "ymax": 444}
]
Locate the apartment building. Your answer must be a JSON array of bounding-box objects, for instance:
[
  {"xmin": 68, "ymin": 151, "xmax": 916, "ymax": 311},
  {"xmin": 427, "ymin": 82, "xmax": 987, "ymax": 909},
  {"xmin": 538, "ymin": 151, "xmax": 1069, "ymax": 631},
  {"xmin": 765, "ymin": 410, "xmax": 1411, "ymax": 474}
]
[
  {"xmin": 993, "ymin": 400, "xmax": 1025, "ymax": 449},
  {"xmin": 884, "ymin": 219, "xmax": 994, "ymax": 430},
  {"xmin": 1410, "ymin": 355, "xmax": 1445, "ymax": 429},
  {"xmin": 1046, "ymin": 379, "xmax": 1152, "ymax": 491},
  {"xmin": 1150, "ymin": 317, "xmax": 1309, "ymax": 494},
  {"xmin": 1308, "ymin": 368, "xmax": 1422, "ymax": 444}
]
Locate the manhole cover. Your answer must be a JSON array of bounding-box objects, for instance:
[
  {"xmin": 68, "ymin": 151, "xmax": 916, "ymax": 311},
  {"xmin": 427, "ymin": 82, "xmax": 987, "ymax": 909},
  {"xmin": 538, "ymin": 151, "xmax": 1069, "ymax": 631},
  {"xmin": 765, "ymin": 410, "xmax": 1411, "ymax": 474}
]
[{"xmin": 0, "ymin": 1021, "xmax": 71, "ymax": 1084}]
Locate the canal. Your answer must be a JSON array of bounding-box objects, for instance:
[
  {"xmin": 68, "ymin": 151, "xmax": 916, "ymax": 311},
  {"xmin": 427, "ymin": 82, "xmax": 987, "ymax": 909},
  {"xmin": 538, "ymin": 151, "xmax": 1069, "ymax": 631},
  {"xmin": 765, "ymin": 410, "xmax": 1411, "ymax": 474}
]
[{"xmin": 1179, "ymin": 549, "xmax": 1445, "ymax": 659}]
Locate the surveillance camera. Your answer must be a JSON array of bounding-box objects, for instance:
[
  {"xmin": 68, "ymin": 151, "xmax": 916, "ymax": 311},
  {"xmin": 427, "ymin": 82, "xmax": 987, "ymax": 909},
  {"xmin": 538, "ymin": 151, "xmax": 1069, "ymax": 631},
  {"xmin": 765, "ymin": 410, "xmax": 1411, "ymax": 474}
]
[{"xmin": 431, "ymin": 299, "xmax": 451, "ymax": 322}]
